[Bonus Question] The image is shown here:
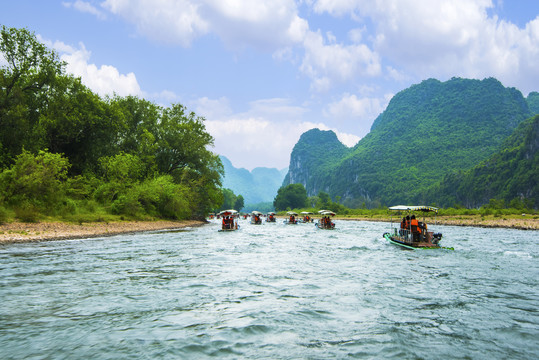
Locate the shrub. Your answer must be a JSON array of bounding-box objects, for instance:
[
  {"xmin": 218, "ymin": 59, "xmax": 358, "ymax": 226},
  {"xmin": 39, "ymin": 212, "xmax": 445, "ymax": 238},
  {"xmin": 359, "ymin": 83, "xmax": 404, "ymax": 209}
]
[
  {"xmin": 0, "ymin": 206, "xmax": 8, "ymax": 224},
  {"xmin": 14, "ymin": 202, "xmax": 40, "ymax": 223}
]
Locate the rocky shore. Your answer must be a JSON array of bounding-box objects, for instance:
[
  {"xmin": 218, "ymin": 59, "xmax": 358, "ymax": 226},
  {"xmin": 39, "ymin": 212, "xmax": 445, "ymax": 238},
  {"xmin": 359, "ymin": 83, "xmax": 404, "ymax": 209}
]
[
  {"xmin": 0, "ymin": 220, "xmax": 206, "ymax": 244},
  {"xmin": 1, "ymin": 215, "xmax": 537, "ymax": 245},
  {"xmin": 338, "ymin": 215, "xmax": 539, "ymax": 230}
]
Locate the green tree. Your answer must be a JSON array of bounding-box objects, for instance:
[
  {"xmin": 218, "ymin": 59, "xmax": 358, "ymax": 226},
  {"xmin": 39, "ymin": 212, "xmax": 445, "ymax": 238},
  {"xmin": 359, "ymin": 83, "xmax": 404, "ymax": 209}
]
[
  {"xmin": 219, "ymin": 188, "xmax": 237, "ymax": 211},
  {"xmin": 0, "ymin": 25, "xmax": 64, "ymax": 167},
  {"xmin": 317, "ymin": 191, "xmax": 331, "ymax": 208},
  {"xmin": 0, "ymin": 149, "xmax": 70, "ymax": 210},
  {"xmin": 234, "ymin": 195, "xmax": 244, "ymax": 212},
  {"xmin": 39, "ymin": 75, "xmax": 119, "ymax": 174},
  {"xmin": 273, "ymin": 183, "xmax": 308, "ymax": 211}
]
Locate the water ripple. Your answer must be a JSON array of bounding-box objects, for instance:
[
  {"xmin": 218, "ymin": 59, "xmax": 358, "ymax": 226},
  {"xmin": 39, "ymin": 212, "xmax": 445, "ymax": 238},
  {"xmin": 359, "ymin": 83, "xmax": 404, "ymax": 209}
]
[{"xmin": 0, "ymin": 220, "xmax": 538, "ymax": 359}]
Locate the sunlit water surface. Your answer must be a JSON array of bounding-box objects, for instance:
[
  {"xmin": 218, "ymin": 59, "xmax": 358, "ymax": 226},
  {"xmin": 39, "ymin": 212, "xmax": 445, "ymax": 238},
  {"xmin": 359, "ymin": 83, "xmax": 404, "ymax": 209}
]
[{"xmin": 1, "ymin": 220, "xmax": 538, "ymax": 359}]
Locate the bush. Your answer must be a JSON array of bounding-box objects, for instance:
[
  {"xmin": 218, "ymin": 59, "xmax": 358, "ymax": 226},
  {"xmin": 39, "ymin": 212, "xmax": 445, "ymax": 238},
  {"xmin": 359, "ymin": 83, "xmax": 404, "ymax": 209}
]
[
  {"xmin": 0, "ymin": 206, "xmax": 8, "ymax": 224},
  {"xmin": 0, "ymin": 150, "xmax": 70, "ymax": 211},
  {"xmin": 14, "ymin": 202, "xmax": 40, "ymax": 223}
]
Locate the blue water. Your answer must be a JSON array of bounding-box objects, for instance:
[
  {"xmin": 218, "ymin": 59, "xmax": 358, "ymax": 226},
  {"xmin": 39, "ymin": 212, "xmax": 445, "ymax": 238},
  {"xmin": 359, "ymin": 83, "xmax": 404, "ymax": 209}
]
[{"xmin": 1, "ymin": 220, "xmax": 538, "ymax": 359}]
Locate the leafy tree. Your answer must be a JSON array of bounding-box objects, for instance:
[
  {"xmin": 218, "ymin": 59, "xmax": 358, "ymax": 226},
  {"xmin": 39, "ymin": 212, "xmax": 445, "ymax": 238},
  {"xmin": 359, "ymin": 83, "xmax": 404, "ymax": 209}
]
[
  {"xmin": 234, "ymin": 195, "xmax": 244, "ymax": 212},
  {"xmin": 0, "ymin": 25, "xmax": 64, "ymax": 167},
  {"xmin": 39, "ymin": 75, "xmax": 119, "ymax": 174},
  {"xmin": 273, "ymin": 183, "xmax": 308, "ymax": 211},
  {"xmin": 109, "ymin": 95, "xmax": 161, "ymax": 176},
  {"xmin": 317, "ymin": 191, "xmax": 331, "ymax": 208},
  {"xmin": 0, "ymin": 150, "xmax": 70, "ymax": 210}
]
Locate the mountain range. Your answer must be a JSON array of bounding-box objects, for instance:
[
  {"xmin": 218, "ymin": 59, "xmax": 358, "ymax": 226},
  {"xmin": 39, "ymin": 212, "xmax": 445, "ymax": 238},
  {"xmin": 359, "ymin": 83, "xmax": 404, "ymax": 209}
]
[
  {"xmin": 220, "ymin": 156, "xmax": 288, "ymax": 205},
  {"xmin": 283, "ymin": 77, "xmax": 538, "ymax": 208}
]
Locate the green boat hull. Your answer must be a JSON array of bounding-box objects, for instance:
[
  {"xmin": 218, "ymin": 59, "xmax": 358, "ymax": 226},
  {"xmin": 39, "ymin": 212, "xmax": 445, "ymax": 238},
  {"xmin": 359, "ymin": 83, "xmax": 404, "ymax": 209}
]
[{"xmin": 383, "ymin": 233, "xmax": 453, "ymax": 250}]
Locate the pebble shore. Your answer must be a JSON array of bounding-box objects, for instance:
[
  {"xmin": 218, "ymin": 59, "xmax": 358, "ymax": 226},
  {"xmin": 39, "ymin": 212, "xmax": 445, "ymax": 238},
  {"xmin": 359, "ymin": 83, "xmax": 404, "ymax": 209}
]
[{"xmin": 0, "ymin": 220, "xmax": 205, "ymax": 244}]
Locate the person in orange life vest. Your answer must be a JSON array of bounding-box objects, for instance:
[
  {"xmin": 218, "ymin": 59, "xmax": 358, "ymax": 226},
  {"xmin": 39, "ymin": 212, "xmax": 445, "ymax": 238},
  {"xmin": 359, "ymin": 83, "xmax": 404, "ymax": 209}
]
[{"xmin": 410, "ymin": 215, "xmax": 420, "ymax": 241}]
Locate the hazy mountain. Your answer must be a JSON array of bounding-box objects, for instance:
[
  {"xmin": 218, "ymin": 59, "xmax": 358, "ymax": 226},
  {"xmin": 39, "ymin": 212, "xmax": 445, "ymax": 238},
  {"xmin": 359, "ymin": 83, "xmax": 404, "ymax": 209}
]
[{"xmin": 220, "ymin": 156, "xmax": 287, "ymax": 205}]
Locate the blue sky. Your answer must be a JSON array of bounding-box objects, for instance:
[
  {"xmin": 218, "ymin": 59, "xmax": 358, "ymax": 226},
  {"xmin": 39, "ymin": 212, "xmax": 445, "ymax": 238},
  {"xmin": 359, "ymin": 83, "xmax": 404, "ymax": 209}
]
[{"xmin": 2, "ymin": 0, "xmax": 539, "ymax": 170}]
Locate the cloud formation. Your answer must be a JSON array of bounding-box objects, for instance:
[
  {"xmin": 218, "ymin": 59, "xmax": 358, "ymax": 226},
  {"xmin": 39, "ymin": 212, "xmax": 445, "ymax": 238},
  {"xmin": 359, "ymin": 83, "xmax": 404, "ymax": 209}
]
[
  {"xmin": 59, "ymin": 0, "xmax": 539, "ymax": 169},
  {"xmin": 39, "ymin": 36, "xmax": 142, "ymax": 97}
]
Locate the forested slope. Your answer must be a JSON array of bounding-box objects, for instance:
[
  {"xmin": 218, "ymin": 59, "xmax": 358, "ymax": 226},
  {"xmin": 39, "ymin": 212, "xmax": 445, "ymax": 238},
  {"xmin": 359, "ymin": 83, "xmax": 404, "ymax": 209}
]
[
  {"xmin": 284, "ymin": 77, "xmax": 534, "ymax": 207},
  {"xmin": 429, "ymin": 115, "xmax": 539, "ymax": 208}
]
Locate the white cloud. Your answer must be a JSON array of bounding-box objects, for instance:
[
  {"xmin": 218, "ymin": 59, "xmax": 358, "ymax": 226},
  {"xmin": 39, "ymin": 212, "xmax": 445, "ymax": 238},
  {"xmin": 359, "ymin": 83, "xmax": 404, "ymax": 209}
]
[
  {"xmin": 62, "ymin": 1, "xmax": 107, "ymax": 20},
  {"xmin": 324, "ymin": 93, "xmax": 391, "ymax": 137},
  {"xmin": 311, "ymin": 0, "xmax": 539, "ymax": 94},
  {"xmin": 102, "ymin": 0, "xmax": 210, "ymax": 46},
  {"xmin": 39, "ymin": 37, "xmax": 142, "ymax": 97},
  {"xmin": 199, "ymin": 96, "xmax": 358, "ymax": 169},
  {"xmin": 300, "ymin": 29, "xmax": 381, "ymax": 92},
  {"xmin": 97, "ymin": 0, "xmax": 306, "ymax": 50}
]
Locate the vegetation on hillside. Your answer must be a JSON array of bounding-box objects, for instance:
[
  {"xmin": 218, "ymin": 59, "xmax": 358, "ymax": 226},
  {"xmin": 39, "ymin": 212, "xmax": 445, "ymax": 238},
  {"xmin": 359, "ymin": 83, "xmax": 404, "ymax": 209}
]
[
  {"xmin": 430, "ymin": 115, "xmax": 539, "ymax": 208},
  {"xmin": 0, "ymin": 25, "xmax": 224, "ymax": 222},
  {"xmin": 283, "ymin": 77, "xmax": 535, "ymax": 209},
  {"xmin": 528, "ymin": 92, "xmax": 539, "ymax": 115}
]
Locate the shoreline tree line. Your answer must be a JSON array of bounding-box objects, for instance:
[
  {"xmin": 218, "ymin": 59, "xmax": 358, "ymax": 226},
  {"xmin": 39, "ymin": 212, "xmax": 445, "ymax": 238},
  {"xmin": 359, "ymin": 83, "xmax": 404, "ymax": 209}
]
[{"xmin": 0, "ymin": 25, "xmax": 225, "ymax": 223}]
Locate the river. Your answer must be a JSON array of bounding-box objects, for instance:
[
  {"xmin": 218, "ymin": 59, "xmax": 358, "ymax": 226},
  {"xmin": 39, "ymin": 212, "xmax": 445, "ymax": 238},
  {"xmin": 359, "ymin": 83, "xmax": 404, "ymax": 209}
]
[{"xmin": 1, "ymin": 219, "xmax": 538, "ymax": 359}]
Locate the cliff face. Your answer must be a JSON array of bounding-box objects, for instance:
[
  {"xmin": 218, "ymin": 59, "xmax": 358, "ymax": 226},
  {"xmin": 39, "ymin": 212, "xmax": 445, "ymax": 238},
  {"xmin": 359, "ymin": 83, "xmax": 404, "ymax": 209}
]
[
  {"xmin": 283, "ymin": 129, "xmax": 349, "ymax": 196},
  {"xmin": 283, "ymin": 77, "xmax": 535, "ymax": 207}
]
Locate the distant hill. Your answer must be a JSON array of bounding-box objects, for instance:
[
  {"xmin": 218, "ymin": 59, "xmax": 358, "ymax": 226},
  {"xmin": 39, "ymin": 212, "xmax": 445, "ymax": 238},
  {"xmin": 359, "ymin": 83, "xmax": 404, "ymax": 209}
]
[
  {"xmin": 430, "ymin": 114, "xmax": 539, "ymax": 208},
  {"xmin": 283, "ymin": 77, "xmax": 534, "ymax": 207},
  {"xmin": 528, "ymin": 92, "xmax": 539, "ymax": 115},
  {"xmin": 220, "ymin": 156, "xmax": 287, "ymax": 205}
]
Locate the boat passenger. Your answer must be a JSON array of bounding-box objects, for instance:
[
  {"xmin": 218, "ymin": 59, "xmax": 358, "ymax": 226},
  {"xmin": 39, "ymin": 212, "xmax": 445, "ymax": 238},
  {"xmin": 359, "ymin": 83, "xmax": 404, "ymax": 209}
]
[{"xmin": 410, "ymin": 215, "xmax": 420, "ymax": 241}]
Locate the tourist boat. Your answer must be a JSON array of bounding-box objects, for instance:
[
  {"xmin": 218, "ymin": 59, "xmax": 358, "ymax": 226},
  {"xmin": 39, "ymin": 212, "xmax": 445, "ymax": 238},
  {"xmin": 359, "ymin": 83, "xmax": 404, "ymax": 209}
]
[
  {"xmin": 266, "ymin": 212, "xmax": 276, "ymax": 222},
  {"xmin": 284, "ymin": 211, "xmax": 298, "ymax": 224},
  {"xmin": 316, "ymin": 210, "xmax": 336, "ymax": 229},
  {"xmin": 218, "ymin": 209, "xmax": 239, "ymax": 231},
  {"xmin": 300, "ymin": 211, "xmax": 313, "ymax": 223},
  {"xmin": 251, "ymin": 211, "xmax": 263, "ymax": 225},
  {"xmin": 383, "ymin": 205, "xmax": 450, "ymax": 249}
]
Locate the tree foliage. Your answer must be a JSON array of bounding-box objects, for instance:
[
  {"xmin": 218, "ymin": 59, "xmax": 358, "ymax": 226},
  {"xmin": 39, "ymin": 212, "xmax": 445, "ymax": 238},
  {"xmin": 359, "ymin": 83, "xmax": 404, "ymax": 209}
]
[
  {"xmin": 0, "ymin": 26, "xmax": 224, "ymax": 221},
  {"xmin": 216, "ymin": 188, "xmax": 243, "ymax": 212},
  {"xmin": 273, "ymin": 183, "xmax": 308, "ymax": 211}
]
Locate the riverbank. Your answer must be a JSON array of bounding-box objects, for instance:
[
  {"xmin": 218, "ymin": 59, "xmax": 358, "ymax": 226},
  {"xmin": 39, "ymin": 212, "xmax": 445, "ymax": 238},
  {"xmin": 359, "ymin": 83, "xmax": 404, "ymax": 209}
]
[
  {"xmin": 1, "ymin": 215, "xmax": 537, "ymax": 244},
  {"xmin": 0, "ymin": 220, "xmax": 206, "ymax": 244},
  {"xmin": 336, "ymin": 215, "xmax": 539, "ymax": 230}
]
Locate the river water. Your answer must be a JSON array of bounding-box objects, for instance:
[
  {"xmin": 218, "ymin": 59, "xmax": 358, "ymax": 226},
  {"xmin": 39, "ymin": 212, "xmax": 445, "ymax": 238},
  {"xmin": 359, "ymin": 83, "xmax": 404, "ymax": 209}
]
[{"xmin": 1, "ymin": 219, "xmax": 538, "ymax": 359}]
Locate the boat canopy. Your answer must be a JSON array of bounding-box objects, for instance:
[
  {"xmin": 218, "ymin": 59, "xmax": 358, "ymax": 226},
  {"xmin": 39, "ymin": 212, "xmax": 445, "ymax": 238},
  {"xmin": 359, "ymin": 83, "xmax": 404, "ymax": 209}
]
[
  {"xmin": 252, "ymin": 211, "xmax": 263, "ymax": 215},
  {"xmin": 320, "ymin": 210, "xmax": 336, "ymax": 216},
  {"xmin": 218, "ymin": 209, "xmax": 238, "ymax": 216},
  {"xmin": 267, "ymin": 212, "xmax": 275, "ymax": 215},
  {"xmin": 287, "ymin": 211, "xmax": 298, "ymax": 216},
  {"xmin": 301, "ymin": 211, "xmax": 313, "ymax": 215},
  {"xmin": 388, "ymin": 205, "xmax": 438, "ymax": 213}
]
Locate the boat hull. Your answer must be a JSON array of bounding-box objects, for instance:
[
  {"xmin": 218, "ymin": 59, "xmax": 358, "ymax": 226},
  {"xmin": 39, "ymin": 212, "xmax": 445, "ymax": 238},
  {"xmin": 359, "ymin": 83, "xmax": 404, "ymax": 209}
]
[
  {"xmin": 316, "ymin": 223, "xmax": 335, "ymax": 230},
  {"xmin": 383, "ymin": 233, "xmax": 452, "ymax": 250}
]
